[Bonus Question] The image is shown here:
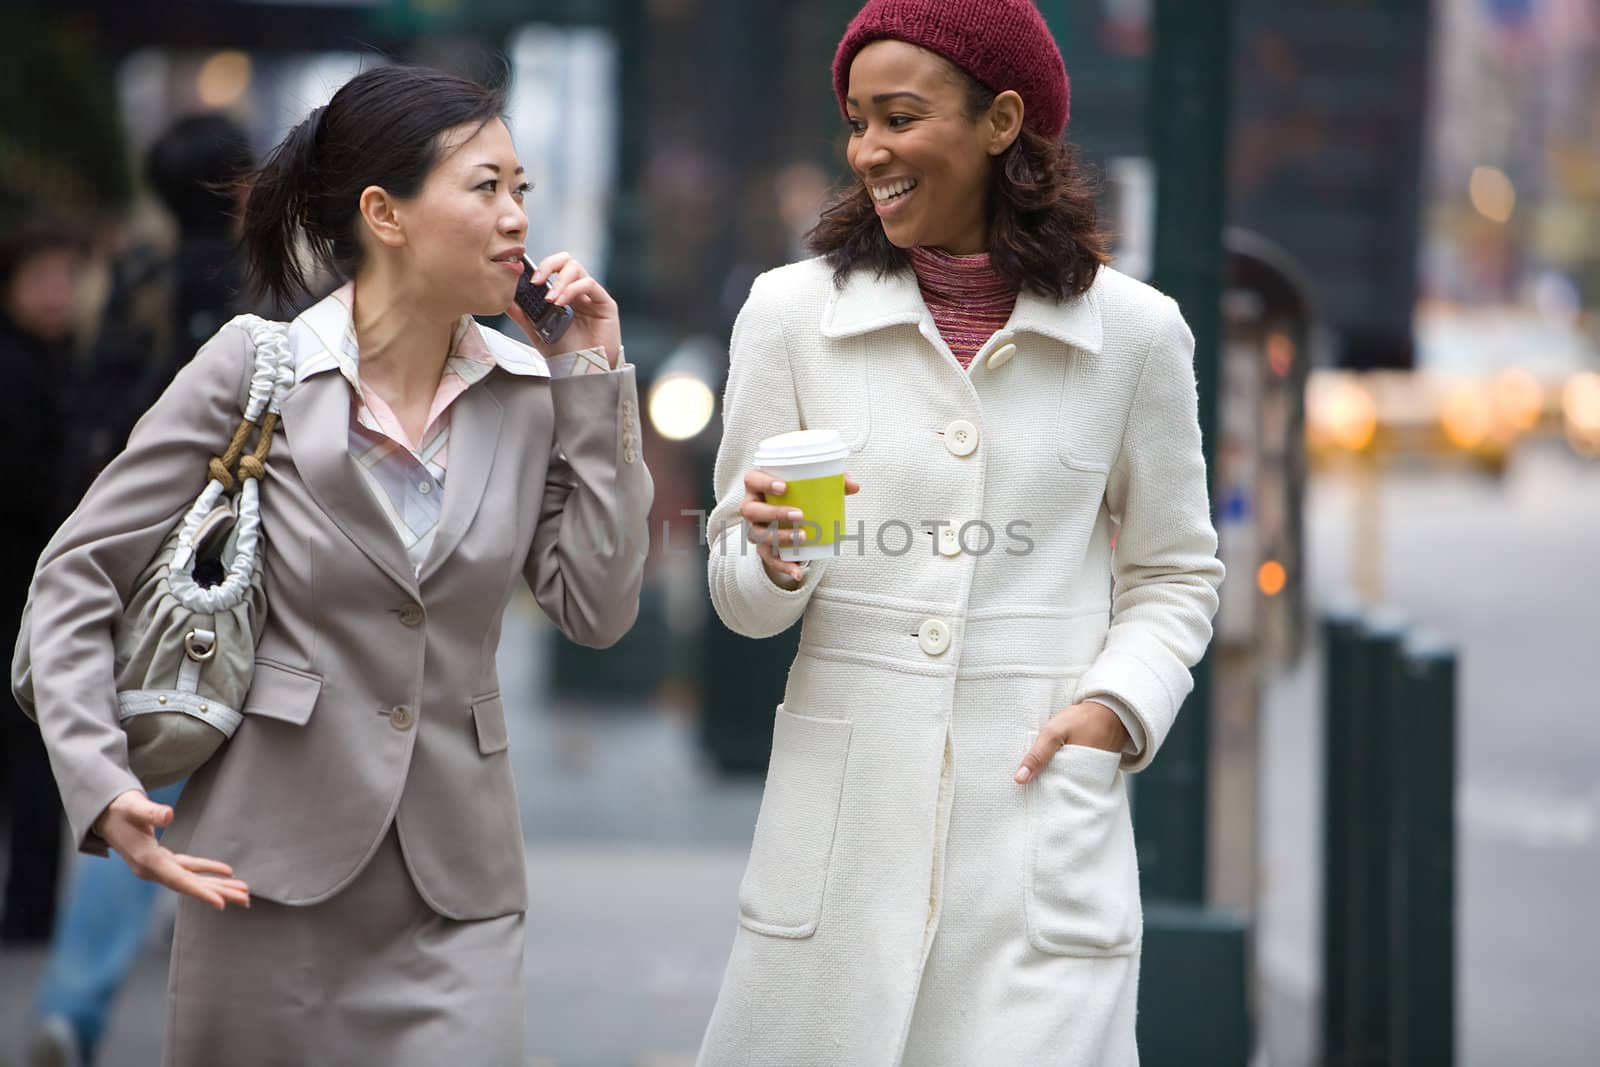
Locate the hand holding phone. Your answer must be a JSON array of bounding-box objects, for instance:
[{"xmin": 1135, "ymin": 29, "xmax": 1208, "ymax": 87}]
[
  {"xmin": 509, "ymin": 252, "xmax": 621, "ymax": 364},
  {"xmin": 513, "ymin": 257, "xmax": 576, "ymax": 346}
]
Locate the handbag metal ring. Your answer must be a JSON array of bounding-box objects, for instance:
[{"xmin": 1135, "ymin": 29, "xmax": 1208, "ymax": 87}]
[{"xmin": 183, "ymin": 630, "xmax": 217, "ymax": 662}]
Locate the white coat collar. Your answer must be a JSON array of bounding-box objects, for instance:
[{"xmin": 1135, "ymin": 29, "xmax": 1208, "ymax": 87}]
[{"xmin": 818, "ymin": 262, "xmax": 1104, "ymax": 355}]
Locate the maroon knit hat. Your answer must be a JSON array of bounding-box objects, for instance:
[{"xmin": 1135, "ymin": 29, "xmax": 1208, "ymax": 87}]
[{"xmin": 832, "ymin": 0, "xmax": 1071, "ymax": 138}]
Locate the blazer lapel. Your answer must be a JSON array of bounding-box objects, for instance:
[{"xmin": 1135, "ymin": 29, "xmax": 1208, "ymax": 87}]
[
  {"xmin": 417, "ymin": 377, "xmax": 503, "ymax": 584},
  {"xmin": 280, "ymin": 372, "xmax": 420, "ymax": 595}
]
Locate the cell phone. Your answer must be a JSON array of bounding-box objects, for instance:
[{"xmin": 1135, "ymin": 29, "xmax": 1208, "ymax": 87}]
[{"xmin": 513, "ymin": 257, "xmax": 576, "ymax": 346}]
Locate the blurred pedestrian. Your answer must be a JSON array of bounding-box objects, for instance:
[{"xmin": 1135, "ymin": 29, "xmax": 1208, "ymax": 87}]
[
  {"xmin": 27, "ymin": 113, "xmax": 253, "ymax": 1067},
  {"xmin": 64, "ymin": 113, "xmax": 255, "ymax": 496},
  {"xmin": 698, "ymin": 2, "xmax": 1224, "ymax": 1064},
  {"xmin": 0, "ymin": 214, "xmax": 85, "ymax": 947},
  {"xmin": 16, "ymin": 64, "xmax": 650, "ymax": 1065}
]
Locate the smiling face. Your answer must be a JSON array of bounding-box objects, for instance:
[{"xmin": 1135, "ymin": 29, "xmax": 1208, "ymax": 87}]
[
  {"xmin": 844, "ymin": 39, "xmax": 1014, "ymax": 255},
  {"xmin": 366, "ymin": 118, "xmax": 531, "ymax": 317}
]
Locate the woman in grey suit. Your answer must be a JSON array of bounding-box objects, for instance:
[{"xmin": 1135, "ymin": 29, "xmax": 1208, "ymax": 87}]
[{"xmin": 17, "ymin": 66, "xmax": 652, "ymax": 1064}]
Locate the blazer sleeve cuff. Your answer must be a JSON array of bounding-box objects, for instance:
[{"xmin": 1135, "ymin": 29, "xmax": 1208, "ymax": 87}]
[
  {"xmin": 546, "ymin": 345, "xmax": 623, "ymax": 377},
  {"xmin": 64, "ymin": 761, "xmax": 145, "ymax": 856}
]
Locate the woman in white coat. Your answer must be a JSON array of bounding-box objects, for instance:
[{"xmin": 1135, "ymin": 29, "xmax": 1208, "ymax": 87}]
[{"xmin": 697, "ymin": 2, "xmax": 1224, "ymax": 1064}]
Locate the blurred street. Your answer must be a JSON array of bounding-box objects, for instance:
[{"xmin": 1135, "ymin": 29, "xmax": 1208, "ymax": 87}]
[
  {"xmin": 2, "ymin": 442, "xmax": 1595, "ymax": 1065},
  {"xmin": 1259, "ymin": 441, "xmax": 1600, "ymax": 1067}
]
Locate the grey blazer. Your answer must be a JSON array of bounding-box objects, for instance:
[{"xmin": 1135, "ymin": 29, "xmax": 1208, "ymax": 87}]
[{"xmin": 16, "ymin": 304, "xmax": 652, "ymax": 921}]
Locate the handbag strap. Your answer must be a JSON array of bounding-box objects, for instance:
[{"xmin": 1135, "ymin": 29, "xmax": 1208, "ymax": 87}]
[
  {"xmin": 206, "ymin": 315, "xmax": 294, "ymax": 491},
  {"xmin": 166, "ymin": 316, "xmax": 293, "ymax": 613}
]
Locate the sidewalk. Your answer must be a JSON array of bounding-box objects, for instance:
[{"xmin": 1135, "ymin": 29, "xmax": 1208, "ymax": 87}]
[{"xmin": 506, "ymin": 600, "xmax": 763, "ymax": 1067}]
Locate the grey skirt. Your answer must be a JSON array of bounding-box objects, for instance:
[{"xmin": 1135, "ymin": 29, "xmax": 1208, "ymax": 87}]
[{"xmin": 163, "ymin": 826, "xmax": 525, "ymax": 1066}]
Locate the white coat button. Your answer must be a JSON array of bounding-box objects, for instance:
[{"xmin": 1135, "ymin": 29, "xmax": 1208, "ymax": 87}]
[
  {"xmin": 938, "ymin": 526, "xmax": 961, "ymax": 556},
  {"xmin": 945, "ymin": 420, "xmax": 978, "ymax": 457},
  {"xmin": 917, "ymin": 618, "xmax": 951, "ymax": 656},
  {"xmin": 987, "ymin": 342, "xmax": 1017, "ymax": 370}
]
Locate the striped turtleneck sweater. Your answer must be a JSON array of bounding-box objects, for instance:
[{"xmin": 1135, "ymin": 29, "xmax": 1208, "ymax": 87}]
[{"xmin": 907, "ymin": 245, "xmax": 1020, "ymax": 368}]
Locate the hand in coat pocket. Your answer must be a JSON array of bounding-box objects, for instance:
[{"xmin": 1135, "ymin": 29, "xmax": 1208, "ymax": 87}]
[{"xmin": 1014, "ymin": 700, "xmax": 1129, "ymax": 784}]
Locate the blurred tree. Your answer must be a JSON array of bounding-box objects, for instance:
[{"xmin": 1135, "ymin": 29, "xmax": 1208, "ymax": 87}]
[{"xmin": 0, "ymin": 11, "xmax": 131, "ymax": 227}]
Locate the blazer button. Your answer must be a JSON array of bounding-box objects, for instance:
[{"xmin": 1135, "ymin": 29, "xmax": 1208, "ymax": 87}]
[
  {"xmin": 917, "ymin": 618, "xmax": 951, "ymax": 656},
  {"xmin": 398, "ymin": 603, "xmax": 424, "ymax": 627},
  {"xmin": 390, "ymin": 705, "xmax": 415, "ymax": 731},
  {"xmin": 944, "ymin": 420, "xmax": 978, "ymax": 457},
  {"xmin": 986, "ymin": 342, "xmax": 1017, "ymax": 370}
]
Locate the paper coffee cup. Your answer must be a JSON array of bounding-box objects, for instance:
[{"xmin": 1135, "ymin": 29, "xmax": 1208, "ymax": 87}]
[{"xmin": 754, "ymin": 429, "xmax": 849, "ymax": 562}]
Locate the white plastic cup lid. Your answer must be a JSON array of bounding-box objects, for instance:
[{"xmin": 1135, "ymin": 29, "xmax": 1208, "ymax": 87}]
[{"xmin": 753, "ymin": 429, "xmax": 849, "ymax": 467}]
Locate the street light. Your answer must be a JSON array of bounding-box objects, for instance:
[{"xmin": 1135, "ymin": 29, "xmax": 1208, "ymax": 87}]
[
  {"xmin": 1307, "ymin": 374, "xmax": 1378, "ymax": 453},
  {"xmin": 648, "ymin": 336, "xmax": 719, "ymax": 442},
  {"xmin": 1563, "ymin": 372, "xmax": 1600, "ymax": 458}
]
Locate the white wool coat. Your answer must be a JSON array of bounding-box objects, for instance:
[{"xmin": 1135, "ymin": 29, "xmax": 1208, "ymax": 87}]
[{"xmin": 697, "ymin": 257, "xmax": 1224, "ymax": 1067}]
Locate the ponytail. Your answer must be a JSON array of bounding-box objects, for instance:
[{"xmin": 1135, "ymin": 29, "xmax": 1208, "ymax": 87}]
[
  {"xmin": 237, "ymin": 65, "xmax": 505, "ymax": 313},
  {"xmin": 239, "ymin": 107, "xmax": 324, "ymax": 310}
]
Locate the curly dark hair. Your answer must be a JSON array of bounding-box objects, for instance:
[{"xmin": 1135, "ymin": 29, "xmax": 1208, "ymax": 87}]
[{"xmin": 806, "ymin": 65, "xmax": 1109, "ymax": 301}]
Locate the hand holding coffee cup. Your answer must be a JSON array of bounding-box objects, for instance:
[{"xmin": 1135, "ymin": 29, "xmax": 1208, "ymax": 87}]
[{"xmin": 742, "ymin": 430, "xmax": 861, "ymax": 586}]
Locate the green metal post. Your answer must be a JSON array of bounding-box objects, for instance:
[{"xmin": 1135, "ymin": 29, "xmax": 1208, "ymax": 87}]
[
  {"xmin": 1137, "ymin": 0, "xmax": 1232, "ymax": 906},
  {"xmin": 1321, "ymin": 608, "xmax": 1363, "ymax": 1061},
  {"xmin": 1351, "ymin": 613, "xmax": 1405, "ymax": 1064},
  {"xmin": 1393, "ymin": 638, "xmax": 1457, "ymax": 1066},
  {"xmin": 606, "ymin": 0, "xmax": 652, "ymax": 318},
  {"xmin": 1134, "ymin": 5, "xmax": 1249, "ymax": 1064},
  {"xmin": 1140, "ymin": 904, "xmax": 1251, "ymax": 1065}
]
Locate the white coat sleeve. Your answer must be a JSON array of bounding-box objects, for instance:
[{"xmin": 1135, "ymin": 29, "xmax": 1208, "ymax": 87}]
[
  {"xmin": 706, "ymin": 272, "xmax": 828, "ymax": 638},
  {"xmin": 1077, "ymin": 297, "xmax": 1225, "ymax": 772}
]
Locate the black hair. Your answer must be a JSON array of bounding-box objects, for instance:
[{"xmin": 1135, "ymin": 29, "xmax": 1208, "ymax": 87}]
[
  {"xmin": 240, "ymin": 64, "xmax": 506, "ymax": 309},
  {"xmin": 145, "ymin": 114, "xmax": 254, "ymax": 233}
]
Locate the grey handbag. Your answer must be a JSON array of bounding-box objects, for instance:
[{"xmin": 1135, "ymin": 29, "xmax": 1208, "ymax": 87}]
[{"xmin": 12, "ymin": 315, "xmax": 294, "ymax": 788}]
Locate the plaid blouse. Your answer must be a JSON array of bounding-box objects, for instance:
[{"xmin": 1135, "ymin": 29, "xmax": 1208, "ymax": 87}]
[{"xmin": 296, "ymin": 282, "xmax": 617, "ymax": 572}]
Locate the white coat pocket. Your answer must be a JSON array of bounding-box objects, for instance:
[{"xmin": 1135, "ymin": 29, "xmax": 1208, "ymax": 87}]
[
  {"xmin": 1022, "ymin": 734, "xmax": 1142, "ymax": 956},
  {"xmin": 737, "ymin": 705, "xmax": 852, "ymax": 939}
]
